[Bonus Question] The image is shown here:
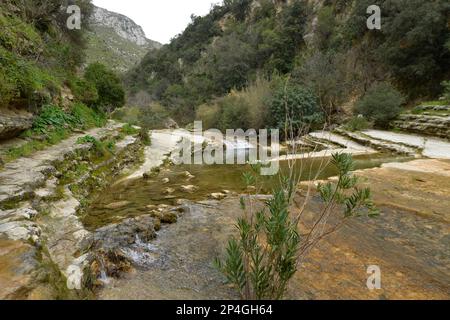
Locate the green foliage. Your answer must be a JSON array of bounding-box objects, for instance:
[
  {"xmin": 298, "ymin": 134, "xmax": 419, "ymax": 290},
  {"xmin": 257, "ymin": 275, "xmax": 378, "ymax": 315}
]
[
  {"xmin": 196, "ymin": 77, "xmax": 273, "ymax": 130},
  {"xmin": 355, "ymin": 82, "xmax": 404, "ymax": 128},
  {"xmin": 32, "ymin": 105, "xmax": 76, "ymax": 134},
  {"xmin": 68, "ymin": 77, "xmax": 99, "ymax": 106},
  {"xmin": 345, "ymin": 0, "xmax": 450, "ymax": 96},
  {"xmin": 342, "ymin": 116, "xmax": 371, "ymax": 132},
  {"xmin": 125, "ymin": 0, "xmax": 309, "ymax": 126},
  {"xmin": 139, "ymin": 127, "xmax": 151, "ymax": 146},
  {"xmin": 120, "ymin": 123, "xmax": 139, "ymax": 135},
  {"xmin": 76, "ymin": 135, "xmax": 110, "ymax": 158},
  {"xmin": 269, "ymin": 85, "xmax": 324, "ymax": 134},
  {"xmin": 293, "ymin": 52, "xmax": 351, "ymax": 123},
  {"xmin": 0, "ymin": 46, "xmax": 59, "ymax": 108},
  {"xmin": 0, "ymin": 1, "xmax": 93, "ymax": 109},
  {"xmin": 315, "ymin": 6, "xmax": 336, "ymax": 50},
  {"xmin": 216, "ymin": 153, "xmax": 378, "ymax": 300},
  {"xmin": 71, "ymin": 102, "xmax": 107, "ymax": 129},
  {"xmin": 84, "ymin": 63, "xmax": 125, "ymax": 113},
  {"xmin": 3, "ymin": 103, "xmax": 105, "ymax": 164},
  {"xmin": 442, "ymin": 81, "xmax": 450, "ymax": 101}
]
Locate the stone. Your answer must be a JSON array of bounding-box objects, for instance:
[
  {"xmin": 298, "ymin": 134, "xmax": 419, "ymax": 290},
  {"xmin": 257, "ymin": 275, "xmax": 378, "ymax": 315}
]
[
  {"xmin": 93, "ymin": 215, "xmax": 157, "ymax": 250},
  {"xmin": 183, "ymin": 171, "xmax": 195, "ymax": 180},
  {"xmin": 161, "ymin": 212, "xmax": 177, "ymax": 224},
  {"xmin": 153, "ymin": 218, "xmax": 161, "ymax": 231},
  {"xmin": 0, "ymin": 240, "xmax": 39, "ymax": 299},
  {"xmin": 174, "ymin": 199, "xmax": 189, "ymax": 206},
  {"xmin": 180, "ymin": 185, "xmax": 198, "ymax": 193},
  {"xmin": 164, "ymin": 187, "xmax": 175, "ymax": 195},
  {"xmin": 164, "ymin": 118, "xmax": 179, "ymax": 129},
  {"xmin": 103, "ymin": 201, "xmax": 131, "ymax": 210},
  {"xmin": 142, "ymin": 172, "xmax": 151, "ymax": 180},
  {"xmin": 0, "ymin": 110, "xmax": 34, "ymax": 140},
  {"xmin": 65, "ymin": 254, "xmax": 90, "ymax": 291},
  {"xmin": 161, "ymin": 178, "xmax": 170, "ymax": 184},
  {"xmin": 209, "ymin": 193, "xmax": 227, "ymax": 200}
]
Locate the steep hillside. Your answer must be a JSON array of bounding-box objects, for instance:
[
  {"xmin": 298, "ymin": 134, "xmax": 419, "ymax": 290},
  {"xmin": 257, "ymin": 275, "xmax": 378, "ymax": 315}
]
[
  {"xmin": 0, "ymin": 1, "xmax": 126, "ymax": 145},
  {"xmin": 86, "ymin": 6, "xmax": 161, "ymax": 73},
  {"xmin": 0, "ymin": 0, "xmax": 94, "ymax": 139},
  {"xmin": 125, "ymin": 0, "xmax": 450, "ymax": 128}
]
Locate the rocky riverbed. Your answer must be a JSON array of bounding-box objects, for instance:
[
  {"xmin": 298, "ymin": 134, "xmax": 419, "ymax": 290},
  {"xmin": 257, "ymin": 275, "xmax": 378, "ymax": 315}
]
[{"xmin": 1, "ymin": 127, "xmax": 449, "ymax": 300}]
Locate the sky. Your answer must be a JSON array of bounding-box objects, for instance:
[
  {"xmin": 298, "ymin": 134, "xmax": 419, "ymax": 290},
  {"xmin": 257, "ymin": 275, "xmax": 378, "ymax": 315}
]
[{"xmin": 92, "ymin": 0, "xmax": 220, "ymax": 44}]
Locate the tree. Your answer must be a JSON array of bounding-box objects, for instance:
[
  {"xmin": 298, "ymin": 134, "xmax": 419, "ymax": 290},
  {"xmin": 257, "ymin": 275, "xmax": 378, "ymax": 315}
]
[
  {"xmin": 269, "ymin": 84, "xmax": 324, "ymax": 134},
  {"xmin": 293, "ymin": 52, "xmax": 352, "ymax": 124},
  {"xmin": 355, "ymin": 82, "xmax": 404, "ymax": 128},
  {"xmin": 346, "ymin": 0, "xmax": 450, "ymax": 96},
  {"xmin": 84, "ymin": 63, "xmax": 125, "ymax": 113}
]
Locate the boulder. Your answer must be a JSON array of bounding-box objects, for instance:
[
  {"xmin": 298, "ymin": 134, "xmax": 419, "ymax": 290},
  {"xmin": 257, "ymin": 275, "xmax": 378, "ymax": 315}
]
[
  {"xmin": 0, "ymin": 110, "xmax": 34, "ymax": 140},
  {"xmin": 93, "ymin": 215, "xmax": 157, "ymax": 250}
]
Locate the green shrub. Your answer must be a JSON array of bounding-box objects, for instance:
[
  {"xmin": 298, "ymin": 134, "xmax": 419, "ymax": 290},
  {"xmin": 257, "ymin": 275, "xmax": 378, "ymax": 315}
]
[
  {"xmin": 121, "ymin": 123, "xmax": 139, "ymax": 135},
  {"xmin": 76, "ymin": 135, "xmax": 97, "ymax": 145},
  {"xmin": 342, "ymin": 116, "xmax": 371, "ymax": 132},
  {"xmin": 355, "ymin": 83, "xmax": 404, "ymax": 128},
  {"xmin": 442, "ymin": 81, "xmax": 450, "ymax": 101},
  {"xmin": 139, "ymin": 127, "xmax": 151, "ymax": 146},
  {"xmin": 215, "ymin": 153, "xmax": 378, "ymax": 300},
  {"xmin": 68, "ymin": 77, "xmax": 99, "ymax": 106},
  {"xmin": 196, "ymin": 103, "xmax": 221, "ymax": 129},
  {"xmin": 218, "ymin": 95, "xmax": 251, "ymax": 131},
  {"xmin": 269, "ymin": 85, "xmax": 323, "ymax": 134},
  {"xmin": 84, "ymin": 63, "xmax": 125, "ymax": 113},
  {"xmin": 76, "ymin": 135, "xmax": 109, "ymax": 158},
  {"xmin": 32, "ymin": 104, "xmax": 76, "ymax": 134},
  {"xmin": 70, "ymin": 103, "xmax": 106, "ymax": 129}
]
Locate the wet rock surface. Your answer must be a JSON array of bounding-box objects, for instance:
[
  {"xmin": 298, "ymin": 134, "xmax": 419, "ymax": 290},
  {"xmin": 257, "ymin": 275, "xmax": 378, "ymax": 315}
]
[
  {"xmin": 0, "ymin": 121, "xmax": 144, "ymax": 299},
  {"xmin": 93, "ymin": 215, "xmax": 157, "ymax": 250},
  {"xmin": 99, "ymin": 160, "xmax": 450, "ymax": 300},
  {"xmin": 0, "ymin": 240, "xmax": 39, "ymax": 299}
]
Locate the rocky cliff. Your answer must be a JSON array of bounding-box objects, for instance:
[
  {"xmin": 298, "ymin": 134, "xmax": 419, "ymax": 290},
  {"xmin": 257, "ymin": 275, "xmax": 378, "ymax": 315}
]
[{"xmin": 86, "ymin": 6, "xmax": 161, "ymax": 73}]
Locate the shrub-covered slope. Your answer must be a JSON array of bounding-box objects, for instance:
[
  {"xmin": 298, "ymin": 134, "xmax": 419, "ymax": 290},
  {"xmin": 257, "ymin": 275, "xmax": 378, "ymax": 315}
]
[{"xmin": 126, "ymin": 0, "xmax": 450, "ymax": 128}]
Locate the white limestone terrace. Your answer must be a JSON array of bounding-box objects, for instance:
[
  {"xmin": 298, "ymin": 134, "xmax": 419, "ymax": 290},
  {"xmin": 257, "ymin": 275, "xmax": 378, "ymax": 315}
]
[
  {"xmin": 270, "ymin": 132, "xmax": 377, "ymax": 163},
  {"xmin": 123, "ymin": 130, "xmax": 182, "ymax": 181},
  {"xmin": 309, "ymin": 131, "xmax": 375, "ymax": 152},
  {"xmin": 363, "ymin": 130, "xmax": 450, "ymax": 159},
  {"xmin": 0, "ymin": 121, "xmax": 123, "ymax": 204}
]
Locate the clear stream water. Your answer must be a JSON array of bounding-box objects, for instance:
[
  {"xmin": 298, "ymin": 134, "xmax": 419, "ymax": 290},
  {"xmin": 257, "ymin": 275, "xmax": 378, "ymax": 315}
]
[{"xmin": 83, "ymin": 153, "xmax": 412, "ymax": 230}]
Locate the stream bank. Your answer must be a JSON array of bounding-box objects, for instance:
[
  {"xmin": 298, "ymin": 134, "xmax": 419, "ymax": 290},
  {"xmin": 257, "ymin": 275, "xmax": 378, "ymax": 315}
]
[{"xmin": 0, "ymin": 121, "xmax": 146, "ymax": 299}]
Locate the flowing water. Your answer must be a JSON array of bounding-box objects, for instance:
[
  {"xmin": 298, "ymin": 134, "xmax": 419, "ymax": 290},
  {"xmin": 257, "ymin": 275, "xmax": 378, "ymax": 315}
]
[{"xmin": 83, "ymin": 153, "xmax": 412, "ymax": 230}]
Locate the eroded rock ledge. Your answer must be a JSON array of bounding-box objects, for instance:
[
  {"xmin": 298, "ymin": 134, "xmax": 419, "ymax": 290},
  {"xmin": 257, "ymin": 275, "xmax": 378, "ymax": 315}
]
[
  {"xmin": 0, "ymin": 109, "xmax": 34, "ymax": 140},
  {"xmin": 0, "ymin": 122, "xmax": 145, "ymax": 299}
]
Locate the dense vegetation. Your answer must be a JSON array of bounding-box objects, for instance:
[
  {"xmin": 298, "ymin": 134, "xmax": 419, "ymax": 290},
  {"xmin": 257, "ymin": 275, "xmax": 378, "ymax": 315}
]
[
  {"xmin": 0, "ymin": 0, "xmax": 92, "ymax": 110},
  {"xmin": 126, "ymin": 0, "xmax": 450, "ymax": 129},
  {"xmin": 0, "ymin": 1, "xmax": 125, "ymax": 163},
  {"xmin": 0, "ymin": 1, "xmax": 125, "ymax": 113}
]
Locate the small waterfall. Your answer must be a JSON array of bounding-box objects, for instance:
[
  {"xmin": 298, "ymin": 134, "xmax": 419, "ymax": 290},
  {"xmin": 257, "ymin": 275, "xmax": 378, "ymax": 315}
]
[{"xmin": 97, "ymin": 258, "xmax": 111, "ymax": 285}]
